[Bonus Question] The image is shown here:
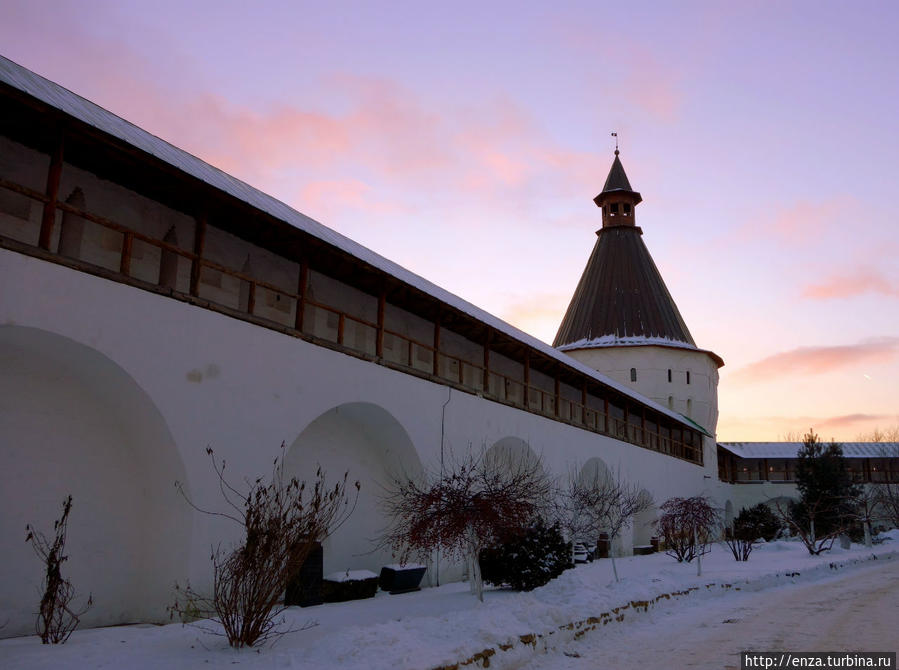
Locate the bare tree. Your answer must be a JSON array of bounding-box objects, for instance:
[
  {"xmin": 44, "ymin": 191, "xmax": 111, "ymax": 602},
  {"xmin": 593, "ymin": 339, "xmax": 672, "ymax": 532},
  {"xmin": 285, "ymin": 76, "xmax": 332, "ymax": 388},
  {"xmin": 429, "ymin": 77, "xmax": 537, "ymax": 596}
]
[
  {"xmin": 871, "ymin": 444, "xmax": 899, "ymax": 531},
  {"xmin": 847, "ymin": 487, "xmax": 880, "ymax": 548},
  {"xmin": 771, "ymin": 497, "xmax": 841, "ymax": 555},
  {"xmin": 379, "ymin": 447, "xmax": 552, "ymax": 602},
  {"xmin": 172, "ymin": 445, "xmax": 359, "ymax": 648},
  {"xmin": 25, "ymin": 495, "xmax": 92, "ymax": 644},
  {"xmin": 657, "ymin": 496, "xmax": 720, "ymax": 574},
  {"xmin": 563, "ymin": 466, "xmax": 652, "ymax": 581},
  {"xmin": 854, "ymin": 425, "xmax": 899, "ymax": 442}
]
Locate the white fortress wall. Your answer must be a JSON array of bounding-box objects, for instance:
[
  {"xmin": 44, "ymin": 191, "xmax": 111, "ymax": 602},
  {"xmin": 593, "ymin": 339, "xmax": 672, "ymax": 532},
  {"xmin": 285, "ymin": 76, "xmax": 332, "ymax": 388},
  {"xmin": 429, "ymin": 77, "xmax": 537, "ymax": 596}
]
[{"xmin": 0, "ymin": 247, "xmax": 713, "ymax": 636}]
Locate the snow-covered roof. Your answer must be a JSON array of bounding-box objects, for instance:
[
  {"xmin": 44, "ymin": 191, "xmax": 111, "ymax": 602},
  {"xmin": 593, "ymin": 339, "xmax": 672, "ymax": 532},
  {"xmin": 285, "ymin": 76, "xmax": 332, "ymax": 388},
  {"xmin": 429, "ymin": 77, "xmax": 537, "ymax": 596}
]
[
  {"xmin": 558, "ymin": 334, "xmax": 698, "ymax": 352},
  {"xmin": 558, "ymin": 336, "xmax": 724, "ymax": 369},
  {"xmin": 0, "ymin": 55, "xmax": 702, "ymax": 433},
  {"xmin": 718, "ymin": 442, "xmax": 899, "ymax": 459}
]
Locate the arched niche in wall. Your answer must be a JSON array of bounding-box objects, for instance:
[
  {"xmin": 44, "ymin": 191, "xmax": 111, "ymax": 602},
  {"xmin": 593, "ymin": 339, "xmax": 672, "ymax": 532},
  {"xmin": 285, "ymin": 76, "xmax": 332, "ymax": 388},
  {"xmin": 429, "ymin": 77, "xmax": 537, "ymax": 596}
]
[
  {"xmin": 0, "ymin": 326, "xmax": 191, "ymax": 638},
  {"xmin": 569, "ymin": 457, "xmax": 614, "ymax": 547},
  {"xmin": 764, "ymin": 496, "xmax": 798, "ymax": 516},
  {"xmin": 575, "ymin": 457, "xmax": 612, "ymax": 491},
  {"xmin": 483, "ymin": 436, "xmax": 543, "ymax": 476},
  {"xmin": 284, "ymin": 402, "xmax": 422, "ymax": 576},
  {"xmin": 632, "ymin": 488, "xmax": 658, "ymax": 546}
]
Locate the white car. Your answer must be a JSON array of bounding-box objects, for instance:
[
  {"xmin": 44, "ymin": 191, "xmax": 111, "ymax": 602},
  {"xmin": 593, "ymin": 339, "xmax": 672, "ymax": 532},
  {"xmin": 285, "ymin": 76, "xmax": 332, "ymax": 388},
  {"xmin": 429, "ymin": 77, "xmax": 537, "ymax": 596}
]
[{"xmin": 573, "ymin": 543, "xmax": 591, "ymax": 563}]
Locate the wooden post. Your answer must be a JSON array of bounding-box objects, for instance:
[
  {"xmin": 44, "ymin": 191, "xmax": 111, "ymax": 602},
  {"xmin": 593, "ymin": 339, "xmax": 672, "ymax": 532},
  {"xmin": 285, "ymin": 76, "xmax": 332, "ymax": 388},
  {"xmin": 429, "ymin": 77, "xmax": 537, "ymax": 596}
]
[
  {"xmin": 623, "ymin": 405, "xmax": 629, "ymax": 440},
  {"xmin": 523, "ymin": 351, "xmax": 530, "ymax": 408},
  {"xmin": 295, "ymin": 259, "xmax": 308, "ymax": 332},
  {"xmin": 120, "ymin": 232, "xmax": 133, "ymax": 276},
  {"xmin": 603, "ymin": 397, "xmax": 609, "ymax": 433},
  {"xmin": 247, "ymin": 282, "xmax": 256, "ymax": 315},
  {"xmin": 483, "ymin": 330, "xmax": 491, "ymax": 393},
  {"xmin": 432, "ymin": 317, "xmax": 441, "ymax": 377},
  {"xmin": 337, "ymin": 313, "xmax": 345, "ymax": 345},
  {"xmin": 39, "ymin": 134, "xmax": 64, "ymax": 251},
  {"xmin": 376, "ymin": 287, "xmax": 386, "ymax": 358},
  {"xmin": 581, "ymin": 382, "xmax": 588, "ymax": 425},
  {"xmin": 641, "ymin": 408, "xmax": 646, "ymax": 445},
  {"xmin": 554, "ymin": 374, "xmax": 560, "ymax": 418},
  {"xmin": 190, "ymin": 214, "xmax": 207, "ymax": 296},
  {"xmin": 763, "ymin": 458, "xmax": 769, "ymax": 481}
]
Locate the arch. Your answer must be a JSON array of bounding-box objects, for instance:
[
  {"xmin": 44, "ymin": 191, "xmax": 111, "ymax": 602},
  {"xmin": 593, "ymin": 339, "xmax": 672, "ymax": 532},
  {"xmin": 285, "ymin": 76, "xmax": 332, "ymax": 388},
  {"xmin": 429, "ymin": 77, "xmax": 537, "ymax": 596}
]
[
  {"xmin": 725, "ymin": 500, "xmax": 735, "ymax": 527},
  {"xmin": 484, "ymin": 436, "xmax": 542, "ymax": 475},
  {"xmin": 632, "ymin": 489, "xmax": 658, "ymax": 546},
  {"xmin": 765, "ymin": 496, "xmax": 798, "ymax": 515},
  {"xmin": 575, "ymin": 457, "xmax": 612, "ymax": 490},
  {"xmin": 0, "ymin": 326, "xmax": 190, "ymax": 637},
  {"xmin": 284, "ymin": 402, "xmax": 422, "ymax": 576},
  {"xmin": 568, "ymin": 457, "xmax": 613, "ymax": 547}
]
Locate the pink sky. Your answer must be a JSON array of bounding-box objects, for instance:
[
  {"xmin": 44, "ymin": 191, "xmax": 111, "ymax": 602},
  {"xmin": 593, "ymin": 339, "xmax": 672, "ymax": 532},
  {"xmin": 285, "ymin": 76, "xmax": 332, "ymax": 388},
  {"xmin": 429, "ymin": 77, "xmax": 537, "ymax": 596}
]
[{"xmin": 3, "ymin": 0, "xmax": 897, "ymax": 441}]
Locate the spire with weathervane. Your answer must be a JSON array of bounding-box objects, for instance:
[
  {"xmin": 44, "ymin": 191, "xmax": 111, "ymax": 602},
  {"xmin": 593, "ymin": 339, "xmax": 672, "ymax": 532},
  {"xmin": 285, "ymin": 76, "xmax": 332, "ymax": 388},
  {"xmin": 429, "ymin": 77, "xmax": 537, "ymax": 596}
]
[
  {"xmin": 593, "ymin": 134, "xmax": 643, "ymax": 229},
  {"xmin": 553, "ymin": 141, "xmax": 699, "ymax": 350}
]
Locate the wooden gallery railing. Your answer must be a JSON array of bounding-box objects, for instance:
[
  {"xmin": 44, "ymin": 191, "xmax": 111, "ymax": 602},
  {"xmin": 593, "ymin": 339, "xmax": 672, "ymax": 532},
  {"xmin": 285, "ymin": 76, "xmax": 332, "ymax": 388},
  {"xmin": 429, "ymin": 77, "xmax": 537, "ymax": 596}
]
[{"xmin": 0, "ymin": 176, "xmax": 702, "ymax": 465}]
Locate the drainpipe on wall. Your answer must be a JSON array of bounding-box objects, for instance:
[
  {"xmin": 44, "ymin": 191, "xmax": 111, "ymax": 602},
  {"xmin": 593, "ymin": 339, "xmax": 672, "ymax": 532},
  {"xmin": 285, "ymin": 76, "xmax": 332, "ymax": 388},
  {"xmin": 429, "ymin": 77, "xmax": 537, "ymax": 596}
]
[{"xmin": 435, "ymin": 387, "xmax": 452, "ymax": 586}]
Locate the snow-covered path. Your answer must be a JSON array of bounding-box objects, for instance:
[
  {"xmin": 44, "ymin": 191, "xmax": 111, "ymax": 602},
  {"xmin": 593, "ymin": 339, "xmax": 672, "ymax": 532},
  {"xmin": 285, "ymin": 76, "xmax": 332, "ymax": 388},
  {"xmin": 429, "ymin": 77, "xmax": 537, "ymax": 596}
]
[{"xmin": 525, "ymin": 559, "xmax": 899, "ymax": 670}]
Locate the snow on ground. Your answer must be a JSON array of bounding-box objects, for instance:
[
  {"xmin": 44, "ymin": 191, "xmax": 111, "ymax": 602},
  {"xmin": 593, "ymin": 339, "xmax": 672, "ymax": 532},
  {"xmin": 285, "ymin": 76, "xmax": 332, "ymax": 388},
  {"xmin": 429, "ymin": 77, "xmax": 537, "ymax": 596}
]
[
  {"xmin": 2, "ymin": 532, "xmax": 897, "ymax": 670},
  {"xmin": 524, "ymin": 558, "xmax": 899, "ymax": 670}
]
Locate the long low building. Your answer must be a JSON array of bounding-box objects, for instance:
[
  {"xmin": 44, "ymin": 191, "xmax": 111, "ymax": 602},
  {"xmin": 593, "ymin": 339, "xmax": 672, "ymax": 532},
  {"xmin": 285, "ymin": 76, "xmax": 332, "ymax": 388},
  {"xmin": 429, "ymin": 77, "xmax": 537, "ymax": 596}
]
[{"xmin": 0, "ymin": 55, "xmax": 894, "ymax": 638}]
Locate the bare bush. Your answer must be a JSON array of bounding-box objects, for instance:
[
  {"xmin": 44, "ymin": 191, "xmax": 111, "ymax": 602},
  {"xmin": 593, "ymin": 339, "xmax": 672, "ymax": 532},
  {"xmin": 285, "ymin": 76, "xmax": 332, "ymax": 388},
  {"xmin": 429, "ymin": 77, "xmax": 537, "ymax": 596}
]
[
  {"xmin": 172, "ymin": 446, "xmax": 359, "ymax": 648},
  {"xmin": 657, "ymin": 496, "xmax": 720, "ymax": 568},
  {"xmin": 723, "ymin": 526, "xmax": 754, "ymax": 562},
  {"xmin": 380, "ymin": 447, "xmax": 552, "ymax": 602},
  {"xmin": 562, "ymin": 466, "xmax": 653, "ymax": 581},
  {"xmin": 25, "ymin": 495, "xmax": 92, "ymax": 644}
]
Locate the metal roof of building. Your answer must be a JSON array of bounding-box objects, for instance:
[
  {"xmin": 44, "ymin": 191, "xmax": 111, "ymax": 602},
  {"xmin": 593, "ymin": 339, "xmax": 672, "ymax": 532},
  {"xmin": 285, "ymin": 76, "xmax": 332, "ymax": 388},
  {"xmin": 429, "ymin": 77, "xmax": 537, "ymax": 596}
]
[
  {"xmin": 553, "ymin": 225, "xmax": 698, "ymax": 347},
  {"xmin": 719, "ymin": 442, "xmax": 899, "ymax": 459},
  {"xmin": 0, "ymin": 55, "xmax": 705, "ymax": 433},
  {"xmin": 602, "ymin": 154, "xmax": 633, "ymax": 191}
]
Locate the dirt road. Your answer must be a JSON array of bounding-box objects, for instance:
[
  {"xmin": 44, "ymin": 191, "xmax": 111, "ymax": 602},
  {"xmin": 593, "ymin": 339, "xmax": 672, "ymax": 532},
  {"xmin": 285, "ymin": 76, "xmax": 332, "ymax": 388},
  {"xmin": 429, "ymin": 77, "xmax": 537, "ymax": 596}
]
[{"xmin": 524, "ymin": 558, "xmax": 899, "ymax": 669}]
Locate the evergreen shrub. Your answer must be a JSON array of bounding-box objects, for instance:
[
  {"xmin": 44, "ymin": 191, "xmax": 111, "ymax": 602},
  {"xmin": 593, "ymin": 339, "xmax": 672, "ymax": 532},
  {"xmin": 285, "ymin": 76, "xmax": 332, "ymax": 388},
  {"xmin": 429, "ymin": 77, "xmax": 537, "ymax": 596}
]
[
  {"xmin": 736, "ymin": 503, "xmax": 784, "ymax": 542},
  {"xmin": 479, "ymin": 519, "xmax": 572, "ymax": 591}
]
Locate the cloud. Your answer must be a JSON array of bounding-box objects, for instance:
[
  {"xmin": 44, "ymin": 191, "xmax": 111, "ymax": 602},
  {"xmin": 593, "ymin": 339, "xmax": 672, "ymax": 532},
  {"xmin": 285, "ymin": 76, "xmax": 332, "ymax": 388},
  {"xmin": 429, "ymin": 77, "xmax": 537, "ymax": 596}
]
[
  {"xmin": 730, "ymin": 337, "xmax": 899, "ymax": 384},
  {"xmin": 3, "ymin": 4, "xmax": 613, "ymax": 232},
  {"xmin": 802, "ymin": 269, "xmax": 899, "ymax": 299},
  {"xmin": 500, "ymin": 293, "xmax": 571, "ymax": 343},
  {"xmin": 816, "ymin": 413, "xmax": 891, "ymax": 430},
  {"xmin": 550, "ymin": 21, "xmax": 684, "ymax": 122},
  {"xmin": 71, "ymin": 63, "xmax": 602, "ymax": 220},
  {"xmin": 619, "ymin": 54, "xmax": 683, "ymax": 122},
  {"xmin": 298, "ymin": 179, "xmax": 410, "ymax": 222},
  {"xmin": 726, "ymin": 196, "xmax": 856, "ymax": 249}
]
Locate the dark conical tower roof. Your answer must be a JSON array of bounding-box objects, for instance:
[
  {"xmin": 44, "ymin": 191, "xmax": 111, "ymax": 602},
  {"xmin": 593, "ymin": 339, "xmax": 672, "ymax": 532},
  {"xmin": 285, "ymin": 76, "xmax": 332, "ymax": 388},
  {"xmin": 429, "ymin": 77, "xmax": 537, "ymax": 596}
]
[
  {"xmin": 554, "ymin": 151, "xmax": 704, "ymax": 352},
  {"xmin": 553, "ymin": 226, "xmax": 696, "ymax": 348}
]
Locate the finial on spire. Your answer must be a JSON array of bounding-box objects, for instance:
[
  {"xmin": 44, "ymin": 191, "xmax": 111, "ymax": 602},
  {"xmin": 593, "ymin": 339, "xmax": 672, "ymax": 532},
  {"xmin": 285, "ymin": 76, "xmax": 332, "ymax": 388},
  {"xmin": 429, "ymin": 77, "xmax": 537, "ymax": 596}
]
[{"xmin": 611, "ymin": 131, "xmax": 619, "ymax": 155}]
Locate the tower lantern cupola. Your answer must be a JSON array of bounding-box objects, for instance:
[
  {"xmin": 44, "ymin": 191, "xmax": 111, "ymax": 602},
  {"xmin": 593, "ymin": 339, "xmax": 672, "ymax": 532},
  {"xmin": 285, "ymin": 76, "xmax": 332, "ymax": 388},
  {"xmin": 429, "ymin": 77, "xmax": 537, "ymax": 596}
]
[{"xmin": 593, "ymin": 149, "xmax": 642, "ymax": 229}]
